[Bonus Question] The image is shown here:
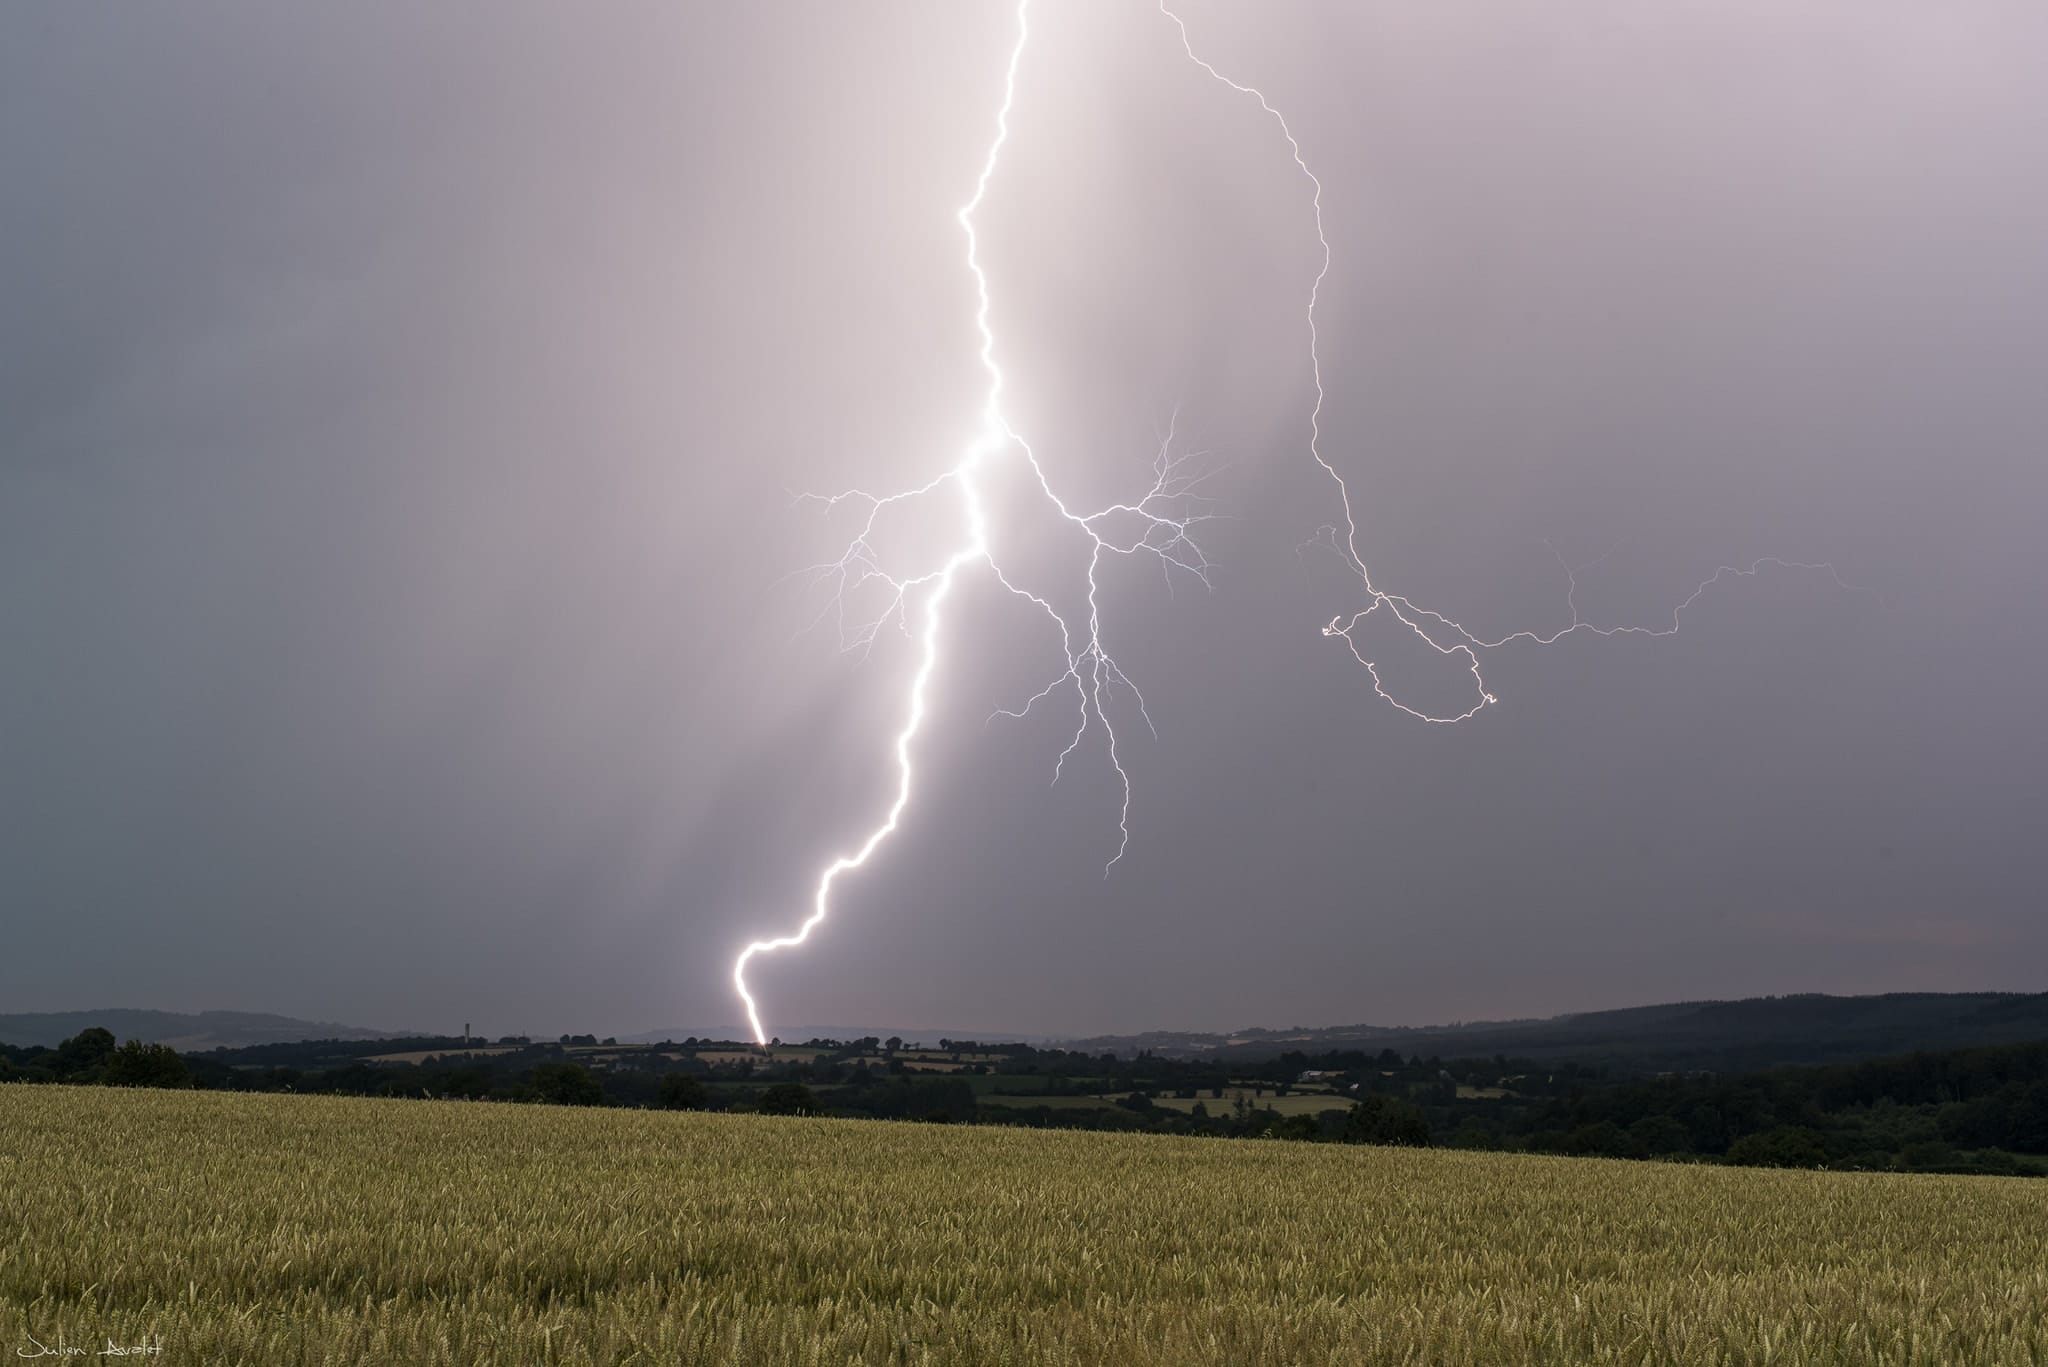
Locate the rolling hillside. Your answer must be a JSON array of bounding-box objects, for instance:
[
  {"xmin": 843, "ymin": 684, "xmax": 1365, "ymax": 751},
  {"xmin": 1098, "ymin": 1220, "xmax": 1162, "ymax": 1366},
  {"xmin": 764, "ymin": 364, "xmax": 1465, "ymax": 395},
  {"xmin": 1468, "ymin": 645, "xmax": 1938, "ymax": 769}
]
[
  {"xmin": 0, "ymin": 1008, "xmax": 400, "ymax": 1051},
  {"xmin": 1072, "ymin": 992, "xmax": 2048, "ymax": 1071}
]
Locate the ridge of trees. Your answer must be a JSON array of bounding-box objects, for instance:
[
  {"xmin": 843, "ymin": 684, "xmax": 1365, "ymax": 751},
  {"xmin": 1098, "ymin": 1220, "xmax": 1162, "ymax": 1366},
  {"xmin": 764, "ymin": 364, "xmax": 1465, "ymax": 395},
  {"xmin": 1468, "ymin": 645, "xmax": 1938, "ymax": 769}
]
[{"xmin": 8, "ymin": 1027, "xmax": 2046, "ymax": 1177}]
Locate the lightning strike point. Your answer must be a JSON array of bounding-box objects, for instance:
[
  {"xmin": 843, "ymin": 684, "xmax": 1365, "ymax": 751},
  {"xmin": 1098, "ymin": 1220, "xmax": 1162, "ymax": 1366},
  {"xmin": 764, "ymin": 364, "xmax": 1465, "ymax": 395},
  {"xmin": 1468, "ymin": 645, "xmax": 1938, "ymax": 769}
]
[
  {"xmin": 732, "ymin": 0, "xmax": 1215, "ymax": 1045},
  {"xmin": 729, "ymin": 2, "xmax": 1869, "ymax": 1046}
]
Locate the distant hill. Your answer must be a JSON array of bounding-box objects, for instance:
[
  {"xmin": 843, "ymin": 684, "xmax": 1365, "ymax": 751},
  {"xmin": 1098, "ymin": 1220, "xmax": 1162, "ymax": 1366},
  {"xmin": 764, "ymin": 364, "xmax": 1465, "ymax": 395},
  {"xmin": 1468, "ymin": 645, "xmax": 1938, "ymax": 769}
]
[
  {"xmin": 0, "ymin": 1009, "xmax": 403, "ymax": 1051},
  {"xmin": 18, "ymin": 993, "xmax": 2043, "ymax": 1070},
  {"xmin": 1066, "ymin": 992, "xmax": 2048, "ymax": 1073},
  {"xmin": 620, "ymin": 1025, "xmax": 1055, "ymax": 1047}
]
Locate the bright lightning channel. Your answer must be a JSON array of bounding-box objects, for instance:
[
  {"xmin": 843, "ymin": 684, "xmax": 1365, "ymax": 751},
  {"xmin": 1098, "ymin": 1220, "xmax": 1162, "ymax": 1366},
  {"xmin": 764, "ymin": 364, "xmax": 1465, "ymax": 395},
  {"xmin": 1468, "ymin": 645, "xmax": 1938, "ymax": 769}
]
[
  {"xmin": 730, "ymin": 1, "xmax": 1862, "ymax": 1047},
  {"xmin": 732, "ymin": 1, "xmax": 1219, "ymax": 1047}
]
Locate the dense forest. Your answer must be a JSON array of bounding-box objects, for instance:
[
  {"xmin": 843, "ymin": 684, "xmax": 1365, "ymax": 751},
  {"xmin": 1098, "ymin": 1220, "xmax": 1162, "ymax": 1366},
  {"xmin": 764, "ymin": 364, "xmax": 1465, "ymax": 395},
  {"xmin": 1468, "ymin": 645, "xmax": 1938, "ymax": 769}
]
[{"xmin": 7, "ymin": 1024, "xmax": 2046, "ymax": 1177}]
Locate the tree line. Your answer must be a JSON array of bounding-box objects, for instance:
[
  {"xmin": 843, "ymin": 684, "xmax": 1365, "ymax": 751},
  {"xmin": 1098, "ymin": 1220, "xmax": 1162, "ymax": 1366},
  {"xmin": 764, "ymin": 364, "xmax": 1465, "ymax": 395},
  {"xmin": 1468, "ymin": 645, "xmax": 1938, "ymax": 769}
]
[{"xmin": 7, "ymin": 1027, "xmax": 2046, "ymax": 1176}]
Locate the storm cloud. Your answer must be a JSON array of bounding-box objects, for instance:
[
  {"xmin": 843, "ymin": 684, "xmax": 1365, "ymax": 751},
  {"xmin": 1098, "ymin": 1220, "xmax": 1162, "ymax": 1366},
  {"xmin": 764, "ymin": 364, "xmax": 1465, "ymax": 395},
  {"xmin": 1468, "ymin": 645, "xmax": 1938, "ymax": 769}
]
[{"xmin": 3, "ymin": 2, "xmax": 2042, "ymax": 1037}]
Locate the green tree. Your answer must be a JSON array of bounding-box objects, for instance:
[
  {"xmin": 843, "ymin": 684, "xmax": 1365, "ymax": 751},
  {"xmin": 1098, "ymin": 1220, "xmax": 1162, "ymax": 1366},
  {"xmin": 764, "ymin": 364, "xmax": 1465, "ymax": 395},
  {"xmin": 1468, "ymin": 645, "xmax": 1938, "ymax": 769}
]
[
  {"xmin": 756, "ymin": 1083, "xmax": 816, "ymax": 1116},
  {"xmin": 530, "ymin": 1063, "xmax": 603, "ymax": 1106},
  {"xmin": 54, "ymin": 1028, "xmax": 117, "ymax": 1081},
  {"xmin": 1565, "ymin": 1121, "xmax": 1631, "ymax": 1157},
  {"xmin": 658, "ymin": 1074, "xmax": 708, "ymax": 1110},
  {"xmin": 1276, "ymin": 1114, "xmax": 1320, "ymax": 1141},
  {"xmin": 1726, "ymin": 1126, "xmax": 1827, "ymax": 1169},
  {"xmin": 1629, "ymin": 1115, "xmax": 1692, "ymax": 1157},
  {"xmin": 1343, "ymin": 1095, "xmax": 1430, "ymax": 1146},
  {"xmin": 102, "ymin": 1040, "xmax": 191, "ymax": 1089}
]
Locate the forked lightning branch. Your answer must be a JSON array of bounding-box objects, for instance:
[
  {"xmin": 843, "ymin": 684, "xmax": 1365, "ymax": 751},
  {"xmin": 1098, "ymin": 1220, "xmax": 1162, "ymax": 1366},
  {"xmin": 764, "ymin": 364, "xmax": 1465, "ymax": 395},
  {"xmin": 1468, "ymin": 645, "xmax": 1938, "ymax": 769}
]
[{"xmin": 730, "ymin": 1, "xmax": 1855, "ymax": 1046}]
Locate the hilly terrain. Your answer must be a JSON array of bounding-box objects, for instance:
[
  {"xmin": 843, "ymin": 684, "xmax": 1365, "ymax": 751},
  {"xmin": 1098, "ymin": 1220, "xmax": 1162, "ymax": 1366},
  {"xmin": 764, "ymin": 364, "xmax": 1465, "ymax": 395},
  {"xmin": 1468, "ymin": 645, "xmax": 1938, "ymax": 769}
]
[
  {"xmin": 0, "ymin": 1008, "xmax": 401, "ymax": 1051},
  {"xmin": 1070, "ymin": 992, "xmax": 2048, "ymax": 1072},
  {"xmin": 13, "ymin": 991, "xmax": 2047, "ymax": 1071}
]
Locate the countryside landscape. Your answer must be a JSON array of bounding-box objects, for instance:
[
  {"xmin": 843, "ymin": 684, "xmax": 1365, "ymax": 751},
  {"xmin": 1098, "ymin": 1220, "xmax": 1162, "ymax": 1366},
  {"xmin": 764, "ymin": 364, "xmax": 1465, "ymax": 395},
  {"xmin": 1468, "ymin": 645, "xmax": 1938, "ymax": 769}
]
[
  {"xmin": 10, "ymin": 992, "xmax": 2048, "ymax": 1176},
  {"xmin": 6, "ymin": 1, "xmax": 2044, "ymax": 1363},
  {"xmin": 8, "ymin": 992, "xmax": 2048, "ymax": 1363}
]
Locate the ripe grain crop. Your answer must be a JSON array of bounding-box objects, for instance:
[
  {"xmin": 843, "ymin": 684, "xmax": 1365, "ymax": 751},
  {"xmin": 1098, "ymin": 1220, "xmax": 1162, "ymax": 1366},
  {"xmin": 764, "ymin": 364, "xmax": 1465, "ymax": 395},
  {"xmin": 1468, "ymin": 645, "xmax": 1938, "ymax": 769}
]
[{"xmin": 4, "ymin": 1085, "xmax": 2046, "ymax": 1364}]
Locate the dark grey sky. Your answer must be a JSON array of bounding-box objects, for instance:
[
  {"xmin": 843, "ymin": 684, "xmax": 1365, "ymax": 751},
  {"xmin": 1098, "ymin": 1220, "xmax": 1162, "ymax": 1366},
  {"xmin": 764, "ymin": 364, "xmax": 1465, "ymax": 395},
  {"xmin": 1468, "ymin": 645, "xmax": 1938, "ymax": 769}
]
[{"xmin": 3, "ymin": 2, "xmax": 2042, "ymax": 1039}]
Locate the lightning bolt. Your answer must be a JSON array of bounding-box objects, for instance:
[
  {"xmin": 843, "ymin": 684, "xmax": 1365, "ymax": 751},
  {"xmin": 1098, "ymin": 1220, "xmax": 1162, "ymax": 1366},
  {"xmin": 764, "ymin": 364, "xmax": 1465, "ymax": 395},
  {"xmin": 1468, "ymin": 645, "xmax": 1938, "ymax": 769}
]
[
  {"xmin": 1158, "ymin": 3, "xmax": 1869, "ymax": 724},
  {"xmin": 733, "ymin": 1, "xmax": 1221, "ymax": 1047},
  {"xmin": 731, "ymin": 1, "xmax": 1868, "ymax": 1047}
]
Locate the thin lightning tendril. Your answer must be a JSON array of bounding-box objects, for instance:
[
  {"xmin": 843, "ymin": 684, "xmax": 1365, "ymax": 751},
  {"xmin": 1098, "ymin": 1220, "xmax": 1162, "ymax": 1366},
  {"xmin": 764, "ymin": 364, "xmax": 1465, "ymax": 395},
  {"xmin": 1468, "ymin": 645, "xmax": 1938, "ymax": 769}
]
[
  {"xmin": 733, "ymin": 2, "xmax": 1220, "ymax": 1047},
  {"xmin": 731, "ymin": 1, "xmax": 1866, "ymax": 1047},
  {"xmin": 1158, "ymin": 2, "xmax": 1865, "ymax": 724}
]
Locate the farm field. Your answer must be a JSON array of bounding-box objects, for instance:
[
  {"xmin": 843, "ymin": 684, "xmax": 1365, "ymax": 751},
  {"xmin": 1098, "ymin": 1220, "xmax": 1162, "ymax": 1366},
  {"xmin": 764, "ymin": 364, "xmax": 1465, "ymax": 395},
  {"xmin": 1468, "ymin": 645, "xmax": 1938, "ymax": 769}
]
[
  {"xmin": 6, "ymin": 1086, "xmax": 2048, "ymax": 1365},
  {"xmin": 1150, "ymin": 1087, "xmax": 1353, "ymax": 1117},
  {"xmin": 688, "ymin": 1047, "xmax": 825, "ymax": 1065},
  {"xmin": 976, "ymin": 1090, "xmax": 1118, "ymax": 1110},
  {"xmin": 363, "ymin": 1046, "xmax": 522, "ymax": 1065},
  {"xmin": 974, "ymin": 1082, "xmax": 1349, "ymax": 1117}
]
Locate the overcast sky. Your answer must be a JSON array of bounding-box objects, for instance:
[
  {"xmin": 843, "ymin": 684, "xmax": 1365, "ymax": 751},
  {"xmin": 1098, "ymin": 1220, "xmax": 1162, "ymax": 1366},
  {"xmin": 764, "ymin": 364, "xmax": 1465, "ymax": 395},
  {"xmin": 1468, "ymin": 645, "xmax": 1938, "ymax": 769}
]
[{"xmin": 3, "ymin": 2, "xmax": 2042, "ymax": 1039}]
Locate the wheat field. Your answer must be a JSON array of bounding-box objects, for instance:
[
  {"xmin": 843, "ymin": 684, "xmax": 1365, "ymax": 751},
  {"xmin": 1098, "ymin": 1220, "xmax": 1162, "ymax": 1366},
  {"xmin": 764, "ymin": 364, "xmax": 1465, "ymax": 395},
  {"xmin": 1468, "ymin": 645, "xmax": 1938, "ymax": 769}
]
[{"xmin": 3, "ymin": 1086, "xmax": 2045, "ymax": 1365}]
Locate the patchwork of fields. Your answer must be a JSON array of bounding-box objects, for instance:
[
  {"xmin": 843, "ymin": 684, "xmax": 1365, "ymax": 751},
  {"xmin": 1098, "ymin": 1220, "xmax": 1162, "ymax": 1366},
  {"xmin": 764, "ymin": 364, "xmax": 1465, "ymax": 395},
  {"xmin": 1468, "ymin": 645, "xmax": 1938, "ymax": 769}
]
[
  {"xmin": 5, "ymin": 1085, "xmax": 2047, "ymax": 1364},
  {"xmin": 979, "ymin": 1085, "xmax": 1351, "ymax": 1117}
]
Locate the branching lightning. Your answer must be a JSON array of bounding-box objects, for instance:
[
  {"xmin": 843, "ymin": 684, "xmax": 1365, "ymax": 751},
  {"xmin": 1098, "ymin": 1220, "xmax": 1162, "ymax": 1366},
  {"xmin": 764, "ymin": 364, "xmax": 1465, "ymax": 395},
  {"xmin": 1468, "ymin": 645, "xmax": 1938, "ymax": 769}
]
[
  {"xmin": 1158, "ymin": 3, "xmax": 1865, "ymax": 725},
  {"xmin": 730, "ymin": 0, "xmax": 1864, "ymax": 1046},
  {"xmin": 733, "ymin": 1, "xmax": 1220, "ymax": 1047}
]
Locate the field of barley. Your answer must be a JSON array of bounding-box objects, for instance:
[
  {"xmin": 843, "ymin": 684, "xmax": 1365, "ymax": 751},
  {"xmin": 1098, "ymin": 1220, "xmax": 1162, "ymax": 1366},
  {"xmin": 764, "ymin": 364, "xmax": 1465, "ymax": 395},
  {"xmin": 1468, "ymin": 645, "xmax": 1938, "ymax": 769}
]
[{"xmin": 4, "ymin": 1086, "xmax": 2046, "ymax": 1365}]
